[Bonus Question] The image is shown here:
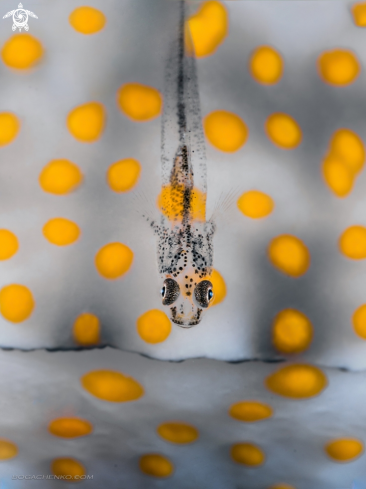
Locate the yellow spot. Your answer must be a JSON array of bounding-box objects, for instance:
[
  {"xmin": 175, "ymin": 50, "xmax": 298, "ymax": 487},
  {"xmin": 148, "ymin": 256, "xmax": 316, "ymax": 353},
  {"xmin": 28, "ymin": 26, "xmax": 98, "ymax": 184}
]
[
  {"xmin": 39, "ymin": 159, "xmax": 83, "ymax": 195},
  {"xmin": 237, "ymin": 190, "xmax": 274, "ymax": 219},
  {"xmin": 139, "ymin": 454, "xmax": 173, "ymax": 478},
  {"xmin": 43, "ymin": 218, "xmax": 80, "ymax": 246},
  {"xmin": 230, "ymin": 443, "xmax": 265, "ymax": 467},
  {"xmin": 69, "ymin": 6, "xmax": 106, "ymax": 34},
  {"xmin": 265, "ymin": 113, "xmax": 302, "ymax": 150},
  {"xmin": 229, "ymin": 401, "xmax": 273, "ymax": 423},
  {"xmin": 117, "ymin": 83, "xmax": 162, "ymax": 122},
  {"xmin": 95, "ymin": 242, "xmax": 133, "ymax": 279},
  {"xmin": 249, "ymin": 46, "xmax": 283, "ymax": 84},
  {"xmin": 352, "ymin": 2, "xmax": 366, "ymax": 26},
  {"xmin": 0, "ymin": 230, "xmax": 18, "ymax": 260},
  {"xmin": 339, "ymin": 225, "xmax": 366, "ymax": 259},
  {"xmin": 73, "ymin": 313, "xmax": 100, "ymax": 346},
  {"xmin": 272, "ymin": 309, "xmax": 313, "ymax": 354},
  {"xmin": 48, "ymin": 418, "xmax": 93, "ymax": 438},
  {"xmin": 0, "ymin": 284, "xmax": 34, "ymax": 323},
  {"xmin": 0, "ymin": 112, "xmax": 20, "ymax": 146},
  {"xmin": 1, "ymin": 34, "xmax": 43, "ymax": 69},
  {"xmin": 157, "ymin": 422, "xmax": 199, "ymax": 444},
  {"xmin": 137, "ymin": 309, "xmax": 171, "ymax": 344},
  {"xmin": 318, "ymin": 49, "xmax": 360, "ymax": 86},
  {"xmin": 204, "ymin": 110, "xmax": 248, "ymax": 152},
  {"xmin": 322, "ymin": 154, "xmax": 354, "ymax": 198},
  {"xmin": 268, "ymin": 235, "xmax": 310, "ymax": 277},
  {"xmin": 67, "ymin": 102, "xmax": 105, "ymax": 142},
  {"xmin": 0, "ymin": 440, "xmax": 18, "ymax": 460},
  {"xmin": 353, "ymin": 304, "xmax": 366, "ymax": 339},
  {"xmin": 209, "ymin": 269, "xmax": 227, "ymax": 306},
  {"xmin": 325, "ymin": 438, "xmax": 364, "ymax": 463},
  {"xmin": 157, "ymin": 185, "xmax": 206, "ymax": 222},
  {"xmin": 107, "ymin": 158, "xmax": 141, "ymax": 192},
  {"xmin": 81, "ymin": 370, "xmax": 144, "ymax": 402},
  {"xmin": 268, "ymin": 485, "xmax": 296, "ymax": 489},
  {"xmin": 330, "ymin": 129, "xmax": 365, "ymax": 175},
  {"xmin": 187, "ymin": 1, "xmax": 228, "ymax": 58},
  {"xmin": 265, "ymin": 364, "xmax": 327, "ymax": 399},
  {"xmin": 51, "ymin": 458, "xmax": 86, "ymax": 481}
]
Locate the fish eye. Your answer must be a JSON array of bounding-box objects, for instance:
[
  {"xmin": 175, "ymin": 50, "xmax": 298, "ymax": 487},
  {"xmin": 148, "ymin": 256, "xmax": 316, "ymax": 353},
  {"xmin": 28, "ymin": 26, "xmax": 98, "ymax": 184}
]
[
  {"xmin": 194, "ymin": 280, "xmax": 213, "ymax": 308},
  {"xmin": 161, "ymin": 278, "xmax": 180, "ymax": 306}
]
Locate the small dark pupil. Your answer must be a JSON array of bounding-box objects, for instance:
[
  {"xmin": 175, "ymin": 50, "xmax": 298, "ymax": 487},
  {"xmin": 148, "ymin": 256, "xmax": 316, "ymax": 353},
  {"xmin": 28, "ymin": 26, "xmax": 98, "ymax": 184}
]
[{"xmin": 161, "ymin": 286, "xmax": 166, "ymax": 297}]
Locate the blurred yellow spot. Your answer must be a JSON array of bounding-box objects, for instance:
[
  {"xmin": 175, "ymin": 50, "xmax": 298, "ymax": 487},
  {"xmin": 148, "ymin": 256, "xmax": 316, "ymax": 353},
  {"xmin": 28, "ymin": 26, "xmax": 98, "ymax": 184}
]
[
  {"xmin": 67, "ymin": 102, "xmax": 105, "ymax": 142},
  {"xmin": 272, "ymin": 309, "xmax": 313, "ymax": 354},
  {"xmin": 352, "ymin": 2, "xmax": 366, "ymax": 26},
  {"xmin": 0, "ymin": 112, "xmax": 20, "ymax": 146},
  {"xmin": 117, "ymin": 83, "xmax": 162, "ymax": 122},
  {"xmin": 353, "ymin": 304, "xmax": 366, "ymax": 339},
  {"xmin": 231, "ymin": 443, "xmax": 265, "ymax": 467},
  {"xmin": 43, "ymin": 218, "xmax": 80, "ymax": 246},
  {"xmin": 0, "ymin": 284, "xmax": 34, "ymax": 323},
  {"xmin": 237, "ymin": 190, "xmax": 274, "ymax": 219},
  {"xmin": 69, "ymin": 6, "xmax": 106, "ymax": 34},
  {"xmin": 265, "ymin": 364, "xmax": 327, "ymax": 399},
  {"xmin": 204, "ymin": 110, "xmax": 248, "ymax": 152},
  {"xmin": 95, "ymin": 242, "xmax": 133, "ymax": 279},
  {"xmin": 137, "ymin": 309, "xmax": 171, "ymax": 344},
  {"xmin": 322, "ymin": 154, "xmax": 354, "ymax": 198},
  {"xmin": 187, "ymin": 1, "xmax": 228, "ymax": 58},
  {"xmin": 250, "ymin": 46, "xmax": 283, "ymax": 84},
  {"xmin": 318, "ymin": 49, "xmax": 360, "ymax": 86},
  {"xmin": 330, "ymin": 129, "xmax": 365, "ymax": 175},
  {"xmin": 39, "ymin": 159, "xmax": 83, "ymax": 195},
  {"xmin": 325, "ymin": 438, "xmax": 364, "ymax": 462},
  {"xmin": 157, "ymin": 422, "xmax": 199, "ymax": 444},
  {"xmin": 0, "ymin": 230, "xmax": 18, "ymax": 260},
  {"xmin": 1, "ymin": 34, "xmax": 43, "ymax": 69},
  {"xmin": 139, "ymin": 454, "xmax": 173, "ymax": 478},
  {"xmin": 107, "ymin": 158, "xmax": 141, "ymax": 192},
  {"xmin": 73, "ymin": 313, "xmax": 100, "ymax": 346},
  {"xmin": 81, "ymin": 370, "xmax": 144, "ymax": 402},
  {"xmin": 229, "ymin": 401, "xmax": 273, "ymax": 422},
  {"xmin": 51, "ymin": 458, "xmax": 86, "ymax": 481},
  {"xmin": 48, "ymin": 418, "xmax": 93, "ymax": 438},
  {"xmin": 339, "ymin": 225, "xmax": 366, "ymax": 259},
  {"xmin": 265, "ymin": 113, "xmax": 302, "ymax": 149},
  {"xmin": 268, "ymin": 485, "xmax": 296, "ymax": 489},
  {"xmin": 0, "ymin": 440, "xmax": 18, "ymax": 460},
  {"xmin": 209, "ymin": 269, "xmax": 227, "ymax": 306},
  {"xmin": 268, "ymin": 235, "xmax": 310, "ymax": 277},
  {"xmin": 157, "ymin": 185, "xmax": 206, "ymax": 222}
]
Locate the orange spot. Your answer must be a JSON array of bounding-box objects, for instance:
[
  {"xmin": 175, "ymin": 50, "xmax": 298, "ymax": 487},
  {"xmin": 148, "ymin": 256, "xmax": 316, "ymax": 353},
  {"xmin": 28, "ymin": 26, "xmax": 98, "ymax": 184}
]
[
  {"xmin": 325, "ymin": 438, "xmax": 364, "ymax": 463},
  {"xmin": 339, "ymin": 225, "xmax": 366, "ymax": 259},
  {"xmin": 157, "ymin": 185, "xmax": 206, "ymax": 222},
  {"xmin": 265, "ymin": 364, "xmax": 327, "ymax": 399},
  {"xmin": 272, "ymin": 309, "xmax": 313, "ymax": 354},
  {"xmin": 157, "ymin": 422, "xmax": 199, "ymax": 444},
  {"xmin": 81, "ymin": 370, "xmax": 144, "ymax": 402},
  {"xmin": 322, "ymin": 154, "xmax": 354, "ymax": 198},
  {"xmin": 187, "ymin": 1, "xmax": 228, "ymax": 58},
  {"xmin": 69, "ymin": 6, "xmax": 106, "ymax": 34},
  {"xmin": 39, "ymin": 159, "xmax": 83, "ymax": 195},
  {"xmin": 230, "ymin": 443, "xmax": 265, "ymax": 467},
  {"xmin": 137, "ymin": 309, "xmax": 171, "ymax": 344},
  {"xmin": 330, "ymin": 129, "xmax": 365, "ymax": 175},
  {"xmin": 268, "ymin": 235, "xmax": 310, "ymax": 277},
  {"xmin": 95, "ymin": 242, "xmax": 133, "ymax": 279},
  {"xmin": 204, "ymin": 110, "xmax": 248, "ymax": 152},
  {"xmin": 107, "ymin": 158, "xmax": 141, "ymax": 192},
  {"xmin": 51, "ymin": 458, "xmax": 86, "ymax": 481},
  {"xmin": 209, "ymin": 269, "xmax": 227, "ymax": 306},
  {"xmin": 73, "ymin": 313, "xmax": 100, "ymax": 346},
  {"xmin": 67, "ymin": 102, "xmax": 105, "ymax": 142},
  {"xmin": 249, "ymin": 46, "xmax": 283, "ymax": 84},
  {"xmin": 229, "ymin": 401, "xmax": 273, "ymax": 422},
  {"xmin": 0, "ymin": 230, "xmax": 18, "ymax": 260},
  {"xmin": 0, "ymin": 440, "xmax": 18, "ymax": 460},
  {"xmin": 268, "ymin": 485, "xmax": 296, "ymax": 489},
  {"xmin": 1, "ymin": 34, "xmax": 43, "ymax": 69},
  {"xmin": 139, "ymin": 454, "xmax": 174, "ymax": 478},
  {"xmin": 43, "ymin": 218, "xmax": 80, "ymax": 246},
  {"xmin": 352, "ymin": 2, "xmax": 366, "ymax": 26},
  {"xmin": 0, "ymin": 284, "xmax": 34, "ymax": 323},
  {"xmin": 318, "ymin": 49, "xmax": 360, "ymax": 86},
  {"xmin": 265, "ymin": 113, "xmax": 302, "ymax": 149},
  {"xmin": 237, "ymin": 190, "xmax": 274, "ymax": 218},
  {"xmin": 48, "ymin": 418, "xmax": 93, "ymax": 438},
  {"xmin": 353, "ymin": 304, "xmax": 366, "ymax": 339},
  {"xmin": 0, "ymin": 112, "xmax": 20, "ymax": 146},
  {"xmin": 117, "ymin": 83, "xmax": 162, "ymax": 122}
]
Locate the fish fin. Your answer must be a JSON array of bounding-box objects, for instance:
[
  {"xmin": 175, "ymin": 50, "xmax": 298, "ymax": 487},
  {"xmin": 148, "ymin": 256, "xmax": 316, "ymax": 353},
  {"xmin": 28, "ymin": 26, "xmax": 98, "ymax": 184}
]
[{"xmin": 208, "ymin": 186, "xmax": 241, "ymax": 222}]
